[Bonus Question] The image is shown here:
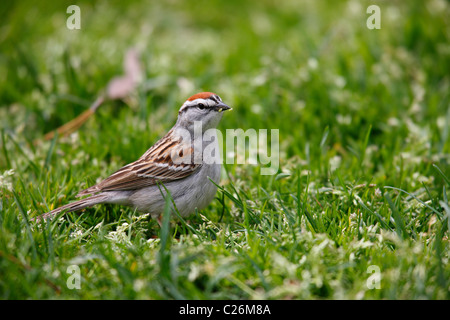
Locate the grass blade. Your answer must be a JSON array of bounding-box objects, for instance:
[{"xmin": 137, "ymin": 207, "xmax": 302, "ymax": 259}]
[
  {"xmin": 432, "ymin": 164, "xmax": 450, "ymax": 186},
  {"xmin": 12, "ymin": 189, "xmax": 37, "ymax": 259},
  {"xmin": 385, "ymin": 192, "xmax": 407, "ymax": 239},
  {"xmin": 384, "ymin": 186, "xmax": 443, "ymax": 218},
  {"xmin": 357, "ymin": 196, "xmax": 391, "ymax": 231},
  {"xmin": 1, "ymin": 129, "xmax": 11, "ymax": 168},
  {"xmin": 359, "ymin": 124, "xmax": 372, "ymax": 168}
]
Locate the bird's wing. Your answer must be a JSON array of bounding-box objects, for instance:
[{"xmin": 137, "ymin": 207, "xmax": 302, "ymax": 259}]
[{"xmin": 77, "ymin": 132, "xmax": 200, "ymax": 196}]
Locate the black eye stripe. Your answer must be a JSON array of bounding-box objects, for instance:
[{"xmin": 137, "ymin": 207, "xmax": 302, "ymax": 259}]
[
  {"xmin": 209, "ymin": 95, "xmax": 222, "ymax": 104},
  {"xmin": 179, "ymin": 95, "xmax": 222, "ymax": 114}
]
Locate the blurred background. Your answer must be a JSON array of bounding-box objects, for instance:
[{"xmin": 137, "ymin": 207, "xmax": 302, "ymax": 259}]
[{"xmin": 1, "ymin": 0, "xmax": 449, "ymax": 170}]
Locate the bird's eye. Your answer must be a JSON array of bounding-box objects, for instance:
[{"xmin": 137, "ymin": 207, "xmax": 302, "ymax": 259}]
[{"xmin": 198, "ymin": 103, "xmax": 205, "ymax": 110}]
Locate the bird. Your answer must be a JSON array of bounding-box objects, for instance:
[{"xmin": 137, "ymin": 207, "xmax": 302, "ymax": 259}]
[{"xmin": 35, "ymin": 92, "xmax": 232, "ymax": 224}]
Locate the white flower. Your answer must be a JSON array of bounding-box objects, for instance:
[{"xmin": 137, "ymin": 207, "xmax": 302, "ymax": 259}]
[
  {"xmin": 307, "ymin": 57, "xmax": 318, "ymax": 70},
  {"xmin": 329, "ymin": 156, "xmax": 342, "ymax": 171},
  {"xmin": 0, "ymin": 169, "xmax": 15, "ymax": 192}
]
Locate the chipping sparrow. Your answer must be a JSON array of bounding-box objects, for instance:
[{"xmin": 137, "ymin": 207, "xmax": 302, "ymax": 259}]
[{"xmin": 36, "ymin": 92, "xmax": 231, "ymax": 223}]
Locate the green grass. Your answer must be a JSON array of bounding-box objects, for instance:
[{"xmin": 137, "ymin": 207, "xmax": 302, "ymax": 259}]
[{"xmin": 0, "ymin": 0, "xmax": 449, "ymax": 299}]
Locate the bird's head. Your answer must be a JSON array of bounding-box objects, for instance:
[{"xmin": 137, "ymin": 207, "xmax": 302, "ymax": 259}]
[{"xmin": 176, "ymin": 92, "xmax": 232, "ymax": 131}]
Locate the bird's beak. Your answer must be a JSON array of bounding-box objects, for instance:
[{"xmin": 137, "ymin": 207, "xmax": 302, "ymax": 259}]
[{"xmin": 215, "ymin": 102, "xmax": 232, "ymax": 113}]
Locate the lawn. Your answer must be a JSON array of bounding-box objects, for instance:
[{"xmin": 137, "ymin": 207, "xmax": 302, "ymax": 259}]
[{"xmin": 0, "ymin": 0, "xmax": 449, "ymax": 299}]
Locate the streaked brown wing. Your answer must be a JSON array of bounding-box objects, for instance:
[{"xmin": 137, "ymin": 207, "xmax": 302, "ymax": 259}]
[{"xmin": 77, "ymin": 132, "xmax": 200, "ymax": 196}]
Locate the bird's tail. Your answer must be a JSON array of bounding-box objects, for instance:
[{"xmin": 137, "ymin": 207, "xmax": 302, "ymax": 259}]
[{"xmin": 34, "ymin": 194, "xmax": 108, "ymax": 221}]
